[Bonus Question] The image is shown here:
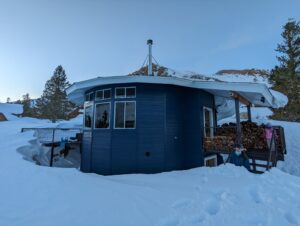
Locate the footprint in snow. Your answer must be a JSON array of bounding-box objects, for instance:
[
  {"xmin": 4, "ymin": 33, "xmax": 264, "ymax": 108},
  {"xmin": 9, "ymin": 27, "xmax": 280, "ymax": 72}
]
[
  {"xmin": 249, "ymin": 187, "xmax": 263, "ymax": 204},
  {"xmin": 284, "ymin": 212, "xmax": 300, "ymax": 225},
  {"xmin": 205, "ymin": 200, "xmax": 221, "ymax": 215},
  {"xmin": 172, "ymin": 199, "xmax": 193, "ymax": 209}
]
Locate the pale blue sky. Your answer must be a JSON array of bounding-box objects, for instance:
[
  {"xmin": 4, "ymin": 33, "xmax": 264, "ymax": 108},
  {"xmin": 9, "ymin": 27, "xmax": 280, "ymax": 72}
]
[{"xmin": 0, "ymin": 0, "xmax": 300, "ymax": 102}]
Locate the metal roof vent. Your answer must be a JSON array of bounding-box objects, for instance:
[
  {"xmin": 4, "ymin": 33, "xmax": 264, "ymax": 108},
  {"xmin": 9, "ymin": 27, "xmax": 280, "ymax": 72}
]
[{"xmin": 147, "ymin": 39, "xmax": 153, "ymax": 76}]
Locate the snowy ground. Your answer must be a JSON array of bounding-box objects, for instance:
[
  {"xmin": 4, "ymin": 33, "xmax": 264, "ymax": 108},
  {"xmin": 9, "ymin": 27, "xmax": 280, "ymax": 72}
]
[{"xmin": 0, "ymin": 100, "xmax": 300, "ymax": 226}]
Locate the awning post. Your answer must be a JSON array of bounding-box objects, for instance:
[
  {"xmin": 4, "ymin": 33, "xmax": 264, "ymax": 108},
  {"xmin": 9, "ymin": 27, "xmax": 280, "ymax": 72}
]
[
  {"xmin": 235, "ymin": 98, "xmax": 242, "ymax": 145},
  {"xmin": 247, "ymin": 105, "xmax": 252, "ymax": 122}
]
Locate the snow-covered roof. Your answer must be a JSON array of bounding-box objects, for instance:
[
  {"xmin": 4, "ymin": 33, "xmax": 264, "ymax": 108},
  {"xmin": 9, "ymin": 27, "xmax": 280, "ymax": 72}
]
[
  {"xmin": 66, "ymin": 75, "xmax": 277, "ymax": 107},
  {"xmin": 0, "ymin": 103, "xmax": 23, "ymax": 120}
]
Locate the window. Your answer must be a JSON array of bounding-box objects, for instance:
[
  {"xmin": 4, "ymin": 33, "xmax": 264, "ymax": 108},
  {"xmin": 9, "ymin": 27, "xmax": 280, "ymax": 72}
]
[
  {"xmin": 203, "ymin": 107, "xmax": 214, "ymax": 137},
  {"xmin": 114, "ymin": 101, "xmax": 136, "ymax": 129},
  {"xmin": 85, "ymin": 92, "xmax": 94, "ymax": 101},
  {"xmin": 115, "ymin": 87, "xmax": 136, "ymax": 98},
  {"xmin": 95, "ymin": 103, "xmax": 110, "ymax": 129},
  {"xmin": 204, "ymin": 154, "xmax": 217, "ymax": 167},
  {"xmin": 95, "ymin": 90, "xmax": 103, "ymax": 100},
  {"xmin": 84, "ymin": 105, "xmax": 93, "ymax": 128},
  {"xmin": 115, "ymin": 88, "xmax": 125, "ymax": 98},
  {"xmin": 104, "ymin": 89, "xmax": 111, "ymax": 99},
  {"xmin": 96, "ymin": 89, "xmax": 111, "ymax": 100},
  {"xmin": 126, "ymin": 87, "xmax": 136, "ymax": 98}
]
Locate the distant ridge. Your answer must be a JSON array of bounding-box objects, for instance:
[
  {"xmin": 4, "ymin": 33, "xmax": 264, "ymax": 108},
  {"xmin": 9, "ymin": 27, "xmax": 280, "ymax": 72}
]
[{"xmin": 216, "ymin": 69, "xmax": 270, "ymax": 77}]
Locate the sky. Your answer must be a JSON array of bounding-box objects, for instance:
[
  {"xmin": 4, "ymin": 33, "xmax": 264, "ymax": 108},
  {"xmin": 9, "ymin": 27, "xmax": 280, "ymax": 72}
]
[{"xmin": 0, "ymin": 0, "xmax": 300, "ymax": 102}]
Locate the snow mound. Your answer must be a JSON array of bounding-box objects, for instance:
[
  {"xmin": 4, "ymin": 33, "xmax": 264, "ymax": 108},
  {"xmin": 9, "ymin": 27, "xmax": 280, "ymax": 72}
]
[
  {"xmin": 270, "ymin": 89, "xmax": 288, "ymax": 108},
  {"xmin": 0, "ymin": 110, "xmax": 299, "ymax": 225},
  {"xmin": 0, "ymin": 103, "xmax": 23, "ymax": 120}
]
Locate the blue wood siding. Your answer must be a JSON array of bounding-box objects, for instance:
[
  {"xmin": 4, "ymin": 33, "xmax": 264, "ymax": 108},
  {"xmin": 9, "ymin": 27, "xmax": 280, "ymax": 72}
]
[
  {"xmin": 136, "ymin": 85, "xmax": 165, "ymax": 173},
  {"xmin": 91, "ymin": 131, "xmax": 111, "ymax": 175},
  {"xmin": 81, "ymin": 131, "xmax": 92, "ymax": 172},
  {"xmin": 82, "ymin": 83, "xmax": 215, "ymax": 175},
  {"xmin": 165, "ymin": 86, "xmax": 184, "ymax": 170}
]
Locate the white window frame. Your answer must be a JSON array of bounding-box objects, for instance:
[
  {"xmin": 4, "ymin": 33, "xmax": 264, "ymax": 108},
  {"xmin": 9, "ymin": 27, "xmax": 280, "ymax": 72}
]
[
  {"xmin": 95, "ymin": 88, "xmax": 111, "ymax": 101},
  {"xmin": 94, "ymin": 102, "xmax": 111, "ymax": 129},
  {"xmin": 204, "ymin": 154, "xmax": 217, "ymax": 167},
  {"xmin": 203, "ymin": 106, "xmax": 214, "ymax": 137},
  {"xmin": 114, "ymin": 101, "xmax": 136, "ymax": 129},
  {"xmin": 85, "ymin": 92, "xmax": 94, "ymax": 101},
  {"xmin": 115, "ymin": 87, "xmax": 136, "ymax": 99},
  {"xmin": 83, "ymin": 101, "xmax": 94, "ymax": 129}
]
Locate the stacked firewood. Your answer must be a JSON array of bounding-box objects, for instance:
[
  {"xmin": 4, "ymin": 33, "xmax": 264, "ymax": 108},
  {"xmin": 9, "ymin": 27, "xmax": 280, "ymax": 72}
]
[
  {"xmin": 204, "ymin": 122, "xmax": 287, "ymax": 152},
  {"xmin": 204, "ymin": 136, "xmax": 234, "ymax": 153},
  {"xmin": 215, "ymin": 121, "xmax": 267, "ymax": 150}
]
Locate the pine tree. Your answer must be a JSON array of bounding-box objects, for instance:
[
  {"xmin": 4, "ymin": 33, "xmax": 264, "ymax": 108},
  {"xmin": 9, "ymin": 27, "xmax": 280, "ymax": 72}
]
[
  {"xmin": 35, "ymin": 65, "xmax": 74, "ymax": 122},
  {"xmin": 272, "ymin": 19, "xmax": 300, "ymax": 122},
  {"xmin": 21, "ymin": 93, "xmax": 34, "ymax": 117},
  {"xmin": 275, "ymin": 19, "xmax": 300, "ymax": 79}
]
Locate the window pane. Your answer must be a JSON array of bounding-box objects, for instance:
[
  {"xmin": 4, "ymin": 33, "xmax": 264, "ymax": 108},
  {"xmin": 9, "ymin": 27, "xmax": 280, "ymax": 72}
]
[
  {"xmin": 115, "ymin": 102, "xmax": 125, "ymax": 128},
  {"xmin": 84, "ymin": 106, "xmax": 93, "ymax": 128},
  {"xmin": 116, "ymin": 88, "xmax": 125, "ymax": 98},
  {"xmin": 104, "ymin": 89, "xmax": 111, "ymax": 99},
  {"xmin": 126, "ymin": 87, "xmax": 136, "ymax": 97},
  {"xmin": 95, "ymin": 103, "xmax": 110, "ymax": 128},
  {"xmin": 125, "ymin": 102, "xmax": 135, "ymax": 128},
  {"xmin": 204, "ymin": 109, "xmax": 212, "ymax": 137},
  {"xmin": 96, "ymin": 90, "xmax": 103, "ymax": 100}
]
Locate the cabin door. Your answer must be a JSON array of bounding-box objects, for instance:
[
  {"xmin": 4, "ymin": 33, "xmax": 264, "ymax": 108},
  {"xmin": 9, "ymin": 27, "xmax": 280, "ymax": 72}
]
[{"xmin": 203, "ymin": 107, "xmax": 214, "ymax": 137}]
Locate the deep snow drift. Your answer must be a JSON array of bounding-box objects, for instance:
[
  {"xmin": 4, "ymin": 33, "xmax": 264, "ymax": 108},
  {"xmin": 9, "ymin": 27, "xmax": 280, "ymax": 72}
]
[{"xmin": 0, "ymin": 103, "xmax": 300, "ymax": 225}]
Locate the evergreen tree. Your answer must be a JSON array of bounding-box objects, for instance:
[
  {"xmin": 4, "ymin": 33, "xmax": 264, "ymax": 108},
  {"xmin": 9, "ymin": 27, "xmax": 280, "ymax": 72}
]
[
  {"xmin": 21, "ymin": 93, "xmax": 34, "ymax": 117},
  {"xmin": 35, "ymin": 65, "xmax": 74, "ymax": 122},
  {"xmin": 272, "ymin": 19, "xmax": 300, "ymax": 122},
  {"xmin": 275, "ymin": 19, "xmax": 300, "ymax": 79}
]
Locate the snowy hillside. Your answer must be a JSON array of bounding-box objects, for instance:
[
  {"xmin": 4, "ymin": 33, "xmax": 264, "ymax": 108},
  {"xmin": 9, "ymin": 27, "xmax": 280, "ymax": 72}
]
[{"xmin": 130, "ymin": 65, "xmax": 288, "ymax": 119}]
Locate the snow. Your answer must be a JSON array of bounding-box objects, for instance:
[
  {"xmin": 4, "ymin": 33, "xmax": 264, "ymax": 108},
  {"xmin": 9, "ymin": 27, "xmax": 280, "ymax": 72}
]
[
  {"xmin": 0, "ymin": 77, "xmax": 297, "ymax": 226},
  {"xmin": 271, "ymin": 89, "xmax": 289, "ymax": 108},
  {"xmin": 0, "ymin": 113, "xmax": 300, "ymax": 226},
  {"xmin": 0, "ymin": 103, "xmax": 23, "ymax": 120},
  {"xmin": 166, "ymin": 68, "xmax": 288, "ymax": 110}
]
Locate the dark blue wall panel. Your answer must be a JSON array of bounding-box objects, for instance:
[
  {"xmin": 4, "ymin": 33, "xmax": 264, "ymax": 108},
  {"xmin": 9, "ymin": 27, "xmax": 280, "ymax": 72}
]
[
  {"xmin": 136, "ymin": 85, "xmax": 165, "ymax": 173},
  {"xmin": 91, "ymin": 131, "xmax": 111, "ymax": 175},
  {"xmin": 81, "ymin": 131, "xmax": 92, "ymax": 172},
  {"xmin": 82, "ymin": 82, "xmax": 215, "ymax": 175}
]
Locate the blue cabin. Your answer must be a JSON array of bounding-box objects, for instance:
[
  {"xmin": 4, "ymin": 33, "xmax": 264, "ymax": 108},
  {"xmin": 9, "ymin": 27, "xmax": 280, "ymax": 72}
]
[{"xmin": 67, "ymin": 75, "xmax": 276, "ymax": 175}]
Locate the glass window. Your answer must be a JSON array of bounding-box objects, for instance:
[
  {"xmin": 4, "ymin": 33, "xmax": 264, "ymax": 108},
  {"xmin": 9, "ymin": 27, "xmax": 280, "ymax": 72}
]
[
  {"xmin": 204, "ymin": 107, "xmax": 213, "ymax": 137},
  {"xmin": 95, "ymin": 90, "xmax": 103, "ymax": 100},
  {"xmin": 125, "ymin": 102, "xmax": 135, "ymax": 128},
  {"xmin": 115, "ymin": 101, "xmax": 136, "ymax": 129},
  {"xmin": 84, "ymin": 105, "xmax": 93, "ymax": 128},
  {"xmin": 85, "ymin": 92, "xmax": 93, "ymax": 101},
  {"xmin": 95, "ymin": 103, "xmax": 110, "ymax": 129},
  {"xmin": 115, "ymin": 102, "xmax": 125, "ymax": 128},
  {"xmin": 103, "ymin": 89, "xmax": 111, "ymax": 99},
  {"xmin": 116, "ymin": 88, "xmax": 125, "ymax": 98},
  {"xmin": 126, "ymin": 87, "xmax": 136, "ymax": 98}
]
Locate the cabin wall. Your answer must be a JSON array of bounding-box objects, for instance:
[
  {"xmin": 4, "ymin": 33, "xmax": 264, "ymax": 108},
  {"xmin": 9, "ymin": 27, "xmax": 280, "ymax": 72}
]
[
  {"xmin": 182, "ymin": 89, "xmax": 214, "ymax": 169},
  {"xmin": 82, "ymin": 83, "xmax": 215, "ymax": 175},
  {"xmin": 136, "ymin": 85, "xmax": 166, "ymax": 173}
]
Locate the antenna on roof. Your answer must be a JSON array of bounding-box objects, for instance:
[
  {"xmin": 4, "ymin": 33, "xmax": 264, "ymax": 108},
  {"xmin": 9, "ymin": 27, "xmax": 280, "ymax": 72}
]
[{"xmin": 147, "ymin": 39, "xmax": 153, "ymax": 76}]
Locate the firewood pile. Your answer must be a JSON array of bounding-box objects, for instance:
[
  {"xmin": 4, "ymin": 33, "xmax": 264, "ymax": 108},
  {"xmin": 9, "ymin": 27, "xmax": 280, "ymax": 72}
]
[
  {"xmin": 204, "ymin": 122, "xmax": 285, "ymax": 153},
  {"xmin": 204, "ymin": 136, "xmax": 234, "ymax": 153}
]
